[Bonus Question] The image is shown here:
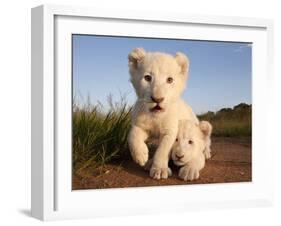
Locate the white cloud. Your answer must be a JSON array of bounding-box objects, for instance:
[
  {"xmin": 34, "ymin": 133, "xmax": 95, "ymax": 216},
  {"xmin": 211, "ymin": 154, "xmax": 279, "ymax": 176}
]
[{"xmin": 234, "ymin": 43, "xmax": 252, "ymax": 52}]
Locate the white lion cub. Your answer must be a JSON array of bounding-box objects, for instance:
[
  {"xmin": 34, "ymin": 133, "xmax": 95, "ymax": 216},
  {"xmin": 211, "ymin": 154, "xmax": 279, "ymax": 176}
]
[
  {"xmin": 171, "ymin": 120, "xmax": 212, "ymax": 181},
  {"xmin": 127, "ymin": 48, "xmax": 199, "ymax": 180}
]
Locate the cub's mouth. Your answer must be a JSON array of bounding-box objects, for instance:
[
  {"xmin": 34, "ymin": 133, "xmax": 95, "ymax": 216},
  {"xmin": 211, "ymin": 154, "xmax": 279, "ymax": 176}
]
[
  {"xmin": 150, "ymin": 104, "xmax": 164, "ymax": 113},
  {"xmin": 173, "ymin": 160, "xmax": 185, "ymax": 166}
]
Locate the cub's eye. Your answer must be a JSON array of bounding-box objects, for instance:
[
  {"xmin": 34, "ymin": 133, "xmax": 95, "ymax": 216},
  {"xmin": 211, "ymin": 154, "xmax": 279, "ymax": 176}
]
[
  {"xmin": 175, "ymin": 138, "xmax": 178, "ymax": 142},
  {"xmin": 144, "ymin": 75, "xmax": 152, "ymax": 82},
  {"xmin": 188, "ymin": 140, "xmax": 193, "ymax": 144},
  {"xmin": 167, "ymin": 77, "xmax": 174, "ymax": 84}
]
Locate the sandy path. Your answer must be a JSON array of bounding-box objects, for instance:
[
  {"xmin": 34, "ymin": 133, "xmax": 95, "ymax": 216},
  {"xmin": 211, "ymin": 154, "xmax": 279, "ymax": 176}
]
[{"xmin": 73, "ymin": 137, "xmax": 251, "ymax": 190}]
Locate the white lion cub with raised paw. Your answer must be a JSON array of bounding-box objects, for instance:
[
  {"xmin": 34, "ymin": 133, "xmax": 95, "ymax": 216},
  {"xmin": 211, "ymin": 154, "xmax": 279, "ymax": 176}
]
[
  {"xmin": 171, "ymin": 120, "xmax": 212, "ymax": 181},
  {"xmin": 127, "ymin": 48, "xmax": 199, "ymax": 180}
]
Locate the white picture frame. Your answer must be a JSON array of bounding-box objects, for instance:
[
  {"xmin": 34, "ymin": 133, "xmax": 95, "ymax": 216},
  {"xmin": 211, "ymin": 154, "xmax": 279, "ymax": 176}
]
[{"xmin": 31, "ymin": 4, "xmax": 274, "ymax": 221}]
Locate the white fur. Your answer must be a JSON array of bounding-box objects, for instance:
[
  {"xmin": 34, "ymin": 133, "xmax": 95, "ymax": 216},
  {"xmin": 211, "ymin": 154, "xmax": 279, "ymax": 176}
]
[
  {"xmin": 171, "ymin": 120, "xmax": 212, "ymax": 181},
  {"xmin": 127, "ymin": 48, "xmax": 199, "ymax": 179}
]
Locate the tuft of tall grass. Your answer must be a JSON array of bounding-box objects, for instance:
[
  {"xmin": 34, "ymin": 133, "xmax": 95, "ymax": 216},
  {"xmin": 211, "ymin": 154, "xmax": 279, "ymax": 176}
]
[{"xmin": 72, "ymin": 98, "xmax": 132, "ymax": 178}]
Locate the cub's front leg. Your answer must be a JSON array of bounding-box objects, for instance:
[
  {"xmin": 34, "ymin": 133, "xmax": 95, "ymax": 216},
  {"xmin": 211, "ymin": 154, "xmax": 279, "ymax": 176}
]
[
  {"xmin": 178, "ymin": 153, "xmax": 205, "ymax": 181},
  {"xmin": 128, "ymin": 125, "xmax": 149, "ymax": 166},
  {"xmin": 150, "ymin": 131, "xmax": 177, "ymax": 179}
]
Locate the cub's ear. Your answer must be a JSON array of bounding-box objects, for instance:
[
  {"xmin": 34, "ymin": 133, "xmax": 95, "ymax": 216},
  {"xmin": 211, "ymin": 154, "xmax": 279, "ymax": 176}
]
[
  {"xmin": 128, "ymin": 48, "xmax": 146, "ymax": 71},
  {"xmin": 175, "ymin": 52, "xmax": 189, "ymax": 75},
  {"xmin": 199, "ymin": 121, "xmax": 212, "ymax": 137}
]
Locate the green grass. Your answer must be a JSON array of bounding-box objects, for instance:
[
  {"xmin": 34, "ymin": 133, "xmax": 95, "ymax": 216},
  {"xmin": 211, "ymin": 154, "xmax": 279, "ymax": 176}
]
[
  {"xmin": 198, "ymin": 103, "xmax": 252, "ymax": 137},
  {"xmin": 72, "ymin": 99, "xmax": 132, "ymax": 178},
  {"xmin": 72, "ymin": 101, "xmax": 251, "ymax": 177}
]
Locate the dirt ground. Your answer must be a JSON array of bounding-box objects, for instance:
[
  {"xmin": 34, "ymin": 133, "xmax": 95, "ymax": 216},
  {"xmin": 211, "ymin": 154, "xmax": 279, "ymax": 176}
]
[{"xmin": 72, "ymin": 137, "xmax": 251, "ymax": 190}]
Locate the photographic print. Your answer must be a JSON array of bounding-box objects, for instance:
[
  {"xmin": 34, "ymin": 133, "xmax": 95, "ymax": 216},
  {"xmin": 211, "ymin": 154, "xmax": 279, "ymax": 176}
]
[{"xmin": 72, "ymin": 35, "xmax": 252, "ymax": 190}]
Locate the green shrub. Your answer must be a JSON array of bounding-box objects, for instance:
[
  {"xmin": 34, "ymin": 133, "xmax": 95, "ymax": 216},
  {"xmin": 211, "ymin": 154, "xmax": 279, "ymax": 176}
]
[{"xmin": 198, "ymin": 103, "xmax": 251, "ymax": 137}]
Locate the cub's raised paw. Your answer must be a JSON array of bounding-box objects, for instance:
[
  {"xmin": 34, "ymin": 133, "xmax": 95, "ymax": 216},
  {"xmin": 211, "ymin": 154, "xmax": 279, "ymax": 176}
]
[
  {"xmin": 131, "ymin": 150, "xmax": 149, "ymax": 167},
  {"xmin": 178, "ymin": 165, "xmax": 200, "ymax": 181},
  {"xmin": 150, "ymin": 167, "xmax": 172, "ymax": 179}
]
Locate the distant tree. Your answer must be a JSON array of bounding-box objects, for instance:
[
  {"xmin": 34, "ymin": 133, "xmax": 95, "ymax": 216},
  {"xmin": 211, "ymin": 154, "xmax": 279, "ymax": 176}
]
[
  {"xmin": 233, "ymin": 103, "xmax": 250, "ymax": 111},
  {"xmin": 218, "ymin": 108, "xmax": 232, "ymax": 113},
  {"xmin": 198, "ymin": 111, "xmax": 215, "ymax": 120},
  {"xmin": 206, "ymin": 111, "xmax": 215, "ymax": 117}
]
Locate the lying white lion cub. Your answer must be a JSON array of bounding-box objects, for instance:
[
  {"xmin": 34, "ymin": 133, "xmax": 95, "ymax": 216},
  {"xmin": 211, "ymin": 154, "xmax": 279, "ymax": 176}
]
[{"xmin": 171, "ymin": 120, "xmax": 212, "ymax": 181}]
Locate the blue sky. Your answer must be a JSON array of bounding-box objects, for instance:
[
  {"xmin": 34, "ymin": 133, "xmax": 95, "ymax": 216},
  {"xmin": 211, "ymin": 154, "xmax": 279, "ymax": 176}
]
[{"xmin": 73, "ymin": 35, "xmax": 252, "ymax": 114}]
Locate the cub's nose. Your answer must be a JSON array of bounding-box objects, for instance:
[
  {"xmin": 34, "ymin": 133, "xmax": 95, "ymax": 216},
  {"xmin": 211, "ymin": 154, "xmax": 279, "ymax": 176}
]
[
  {"xmin": 151, "ymin": 96, "xmax": 164, "ymax": 103},
  {"xmin": 175, "ymin": 154, "xmax": 184, "ymax": 160}
]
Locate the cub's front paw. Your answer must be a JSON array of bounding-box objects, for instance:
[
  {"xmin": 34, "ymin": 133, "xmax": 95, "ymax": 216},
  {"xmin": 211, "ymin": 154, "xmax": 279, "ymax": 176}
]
[
  {"xmin": 131, "ymin": 150, "xmax": 148, "ymax": 167},
  {"xmin": 203, "ymin": 149, "xmax": 211, "ymax": 159},
  {"xmin": 178, "ymin": 165, "xmax": 200, "ymax": 181},
  {"xmin": 150, "ymin": 167, "xmax": 172, "ymax": 180}
]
